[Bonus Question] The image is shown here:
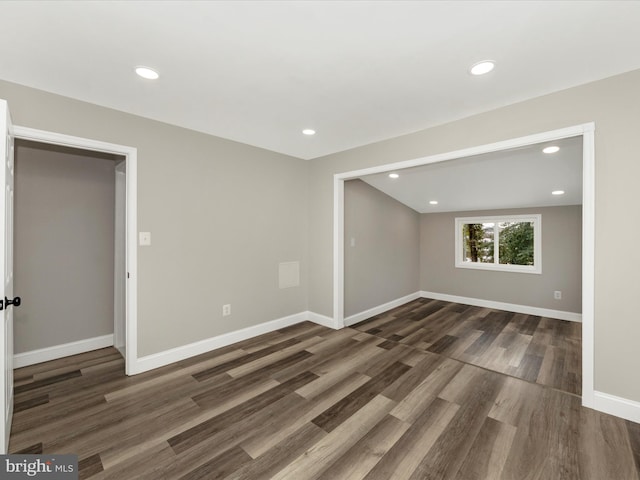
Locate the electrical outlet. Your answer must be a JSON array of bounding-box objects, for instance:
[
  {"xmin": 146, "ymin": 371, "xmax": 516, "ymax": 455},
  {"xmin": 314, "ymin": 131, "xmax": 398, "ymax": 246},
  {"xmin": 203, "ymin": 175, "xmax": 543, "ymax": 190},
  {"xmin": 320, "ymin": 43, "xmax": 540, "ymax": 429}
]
[
  {"xmin": 554, "ymin": 291, "xmax": 562, "ymax": 300},
  {"xmin": 222, "ymin": 304, "xmax": 231, "ymax": 316}
]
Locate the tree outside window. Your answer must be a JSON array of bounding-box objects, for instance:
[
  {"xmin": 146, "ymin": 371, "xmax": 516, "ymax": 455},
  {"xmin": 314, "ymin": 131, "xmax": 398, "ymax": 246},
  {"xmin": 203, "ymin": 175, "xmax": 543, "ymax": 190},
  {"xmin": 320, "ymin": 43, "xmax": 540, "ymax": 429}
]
[{"xmin": 456, "ymin": 215, "xmax": 541, "ymax": 274}]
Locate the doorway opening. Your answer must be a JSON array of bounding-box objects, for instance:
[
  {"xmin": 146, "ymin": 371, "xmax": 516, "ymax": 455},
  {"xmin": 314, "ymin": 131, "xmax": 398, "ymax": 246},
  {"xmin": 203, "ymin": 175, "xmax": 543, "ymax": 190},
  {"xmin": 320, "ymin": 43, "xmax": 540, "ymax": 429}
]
[
  {"xmin": 333, "ymin": 123, "xmax": 595, "ymax": 408},
  {"xmin": 12, "ymin": 126, "xmax": 138, "ymax": 376},
  {"xmin": 14, "ymin": 140, "xmax": 124, "ymax": 370}
]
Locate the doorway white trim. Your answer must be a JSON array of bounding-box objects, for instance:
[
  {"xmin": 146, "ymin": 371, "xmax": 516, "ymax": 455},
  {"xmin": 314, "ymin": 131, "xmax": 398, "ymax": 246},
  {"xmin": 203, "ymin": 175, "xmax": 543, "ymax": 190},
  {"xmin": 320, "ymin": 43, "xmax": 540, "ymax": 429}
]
[
  {"xmin": 114, "ymin": 160, "xmax": 126, "ymax": 357},
  {"xmin": 333, "ymin": 123, "xmax": 596, "ymax": 408},
  {"xmin": 12, "ymin": 126, "xmax": 138, "ymax": 376}
]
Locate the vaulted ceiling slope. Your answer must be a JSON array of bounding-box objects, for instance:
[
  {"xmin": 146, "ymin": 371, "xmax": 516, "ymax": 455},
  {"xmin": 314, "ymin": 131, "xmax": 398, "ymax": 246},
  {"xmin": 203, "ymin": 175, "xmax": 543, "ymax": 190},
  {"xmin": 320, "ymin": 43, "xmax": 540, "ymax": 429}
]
[
  {"xmin": 1, "ymin": 1, "xmax": 639, "ymax": 159},
  {"xmin": 360, "ymin": 136, "xmax": 583, "ymax": 213}
]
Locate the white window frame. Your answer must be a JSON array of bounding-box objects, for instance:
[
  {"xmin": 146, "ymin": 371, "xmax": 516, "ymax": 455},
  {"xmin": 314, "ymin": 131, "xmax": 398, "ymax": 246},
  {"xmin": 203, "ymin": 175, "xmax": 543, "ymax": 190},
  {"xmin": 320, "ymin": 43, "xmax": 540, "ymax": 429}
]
[{"xmin": 455, "ymin": 214, "xmax": 542, "ymax": 274}]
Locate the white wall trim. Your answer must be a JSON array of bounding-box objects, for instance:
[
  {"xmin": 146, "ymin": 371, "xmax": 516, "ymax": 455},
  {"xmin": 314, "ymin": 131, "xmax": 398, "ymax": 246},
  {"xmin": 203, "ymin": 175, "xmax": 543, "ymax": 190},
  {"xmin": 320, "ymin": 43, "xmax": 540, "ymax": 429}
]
[
  {"xmin": 581, "ymin": 128, "xmax": 596, "ymax": 408},
  {"xmin": 134, "ymin": 312, "xmax": 312, "ymax": 374},
  {"xmin": 592, "ymin": 391, "xmax": 640, "ymax": 424},
  {"xmin": 13, "ymin": 125, "xmax": 139, "ymax": 376},
  {"xmin": 420, "ymin": 291, "xmax": 582, "ymax": 322},
  {"xmin": 114, "ymin": 162, "xmax": 126, "ymax": 355},
  {"xmin": 14, "ymin": 334, "xmax": 114, "ymax": 368},
  {"xmin": 333, "ymin": 174, "xmax": 345, "ymax": 328},
  {"xmin": 307, "ymin": 311, "xmax": 340, "ymax": 330},
  {"xmin": 344, "ymin": 292, "xmax": 421, "ymax": 327}
]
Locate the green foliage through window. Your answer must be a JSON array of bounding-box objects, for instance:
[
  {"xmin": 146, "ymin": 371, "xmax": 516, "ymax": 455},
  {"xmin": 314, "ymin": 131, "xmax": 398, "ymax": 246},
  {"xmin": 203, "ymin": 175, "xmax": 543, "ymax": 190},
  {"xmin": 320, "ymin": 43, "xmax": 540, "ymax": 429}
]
[
  {"xmin": 457, "ymin": 215, "xmax": 540, "ymax": 273},
  {"xmin": 498, "ymin": 222, "xmax": 534, "ymax": 265}
]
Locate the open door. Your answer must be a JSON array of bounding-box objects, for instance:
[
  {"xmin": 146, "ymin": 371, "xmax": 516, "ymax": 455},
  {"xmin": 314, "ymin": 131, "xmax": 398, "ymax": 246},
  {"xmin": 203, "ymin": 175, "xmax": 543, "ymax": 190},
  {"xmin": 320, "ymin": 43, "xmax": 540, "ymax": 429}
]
[{"xmin": 0, "ymin": 99, "xmax": 17, "ymax": 453}]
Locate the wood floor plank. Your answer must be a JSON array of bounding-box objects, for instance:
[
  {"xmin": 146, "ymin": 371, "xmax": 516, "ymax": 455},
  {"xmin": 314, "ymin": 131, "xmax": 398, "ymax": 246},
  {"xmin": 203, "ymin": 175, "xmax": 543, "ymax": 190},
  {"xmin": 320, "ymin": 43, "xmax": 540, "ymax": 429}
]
[
  {"xmin": 11, "ymin": 392, "xmax": 107, "ymax": 435},
  {"xmin": 311, "ymin": 361, "xmax": 410, "ymax": 432},
  {"xmin": 227, "ymin": 423, "xmax": 326, "ymax": 480},
  {"xmin": 191, "ymin": 337, "xmax": 302, "ymax": 381},
  {"xmin": 82, "ymin": 397, "xmax": 202, "ymax": 468},
  {"xmin": 92, "ymin": 443, "xmax": 177, "ymax": 480},
  {"xmin": 381, "ymin": 352, "xmax": 444, "ymax": 403},
  {"xmin": 391, "ymin": 357, "xmax": 463, "ymax": 423},
  {"xmin": 78, "ymin": 453, "xmax": 104, "ymax": 480},
  {"xmin": 168, "ymin": 371, "xmax": 317, "ymax": 454},
  {"xmin": 296, "ymin": 340, "xmax": 382, "ymax": 400},
  {"xmin": 104, "ymin": 349, "xmax": 246, "ymax": 403},
  {"xmin": 15, "ymin": 369, "xmax": 82, "ymax": 394},
  {"xmin": 407, "ymin": 369, "xmax": 504, "ymax": 480},
  {"xmin": 14, "ymin": 393, "xmax": 49, "ymax": 413},
  {"xmin": 14, "ymin": 348, "xmax": 119, "ymax": 379},
  {"xmin": 13, "ymin": 442, "xmax": 43, "ymax": 454},
  {"xmin": 316, "ymin": 414, "xmax": 410, "ymax": 480},
  {"xmin": 363, "ymin": 397, "xmax": 460, "ymax": 480},
  {"xmin": 225, "ymin": 335, "xmax": 322, "ymax": 378},
  {"xmin": 577, "ymin": 410, "xmax": 640, "ymax": 480},
  {"xmin": 241, "ymin": 372, "xmax": 371, "ymax": 459},
  {"xmin": 627, "ymin": 420, "xmax": 640, "ymax": 477},
  {"xmin": 98, "ymin": 376, "xmax": 281, "ymax": 470},
  {"xmin": 48, "ymin": 396, "xmax": 201, "ymax": 459},
  {"xmin": 488, "ymin": 375, "xmax": 539, "ymax": 427},
  {"xmin": 454, "ymin": 416, "xmax": 517, "ymax": 480},
  {"xmin": 269, "ymin": 394, "xmax": 395, "ymax": 480},
  {"xmin": 500, "ymin": 386, "xmax": 581, "ymax": 480},
  {"xmin": 176, "ymin": 445, "xmax": 251, "ymax": 480}
]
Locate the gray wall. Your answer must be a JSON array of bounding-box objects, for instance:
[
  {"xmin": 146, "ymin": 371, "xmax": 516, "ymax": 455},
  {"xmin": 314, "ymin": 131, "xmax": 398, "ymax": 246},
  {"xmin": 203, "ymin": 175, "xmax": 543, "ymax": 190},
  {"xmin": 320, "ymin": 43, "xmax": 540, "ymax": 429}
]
[
  {"xmin": 344, "ymin": 179, "xmax": 419, "ymax": 317},
  {"xmin": 0, "ymin": 79, "xmax": 308, "ymax": 357},
  {"xmin": 420, "ymin": 206, "xmax": 582, "ymax": 313},
  {"xmin": 309, "ymin": 68, "xmax": 640, "ymax": 402},
  {"xmin": 14, "ymin": 141, "xmax": 118, "ymax": 353}
]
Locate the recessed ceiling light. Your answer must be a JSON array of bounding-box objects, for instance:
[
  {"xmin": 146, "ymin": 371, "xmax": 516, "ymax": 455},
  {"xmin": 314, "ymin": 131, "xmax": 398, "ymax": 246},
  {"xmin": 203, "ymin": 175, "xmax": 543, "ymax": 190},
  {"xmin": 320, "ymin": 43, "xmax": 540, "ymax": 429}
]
[
  {"xmin": 469, "ymin": 60, "xmax": 495, "ymax": 76},
  {"xmin": 543, "ymin": 146, "xmax": 560, "ymax": 154},
  {"xmin": 429, "ymin": 200, "xmax": 438, "ymax": 205},
  {"xmin": 302, "ymin": 129, "xmax": 316, "ymax": 136},
  {"xmin": 389, "ymin": 173, "xmax": 399, "ymax": 179},
  {"xmin": 135, "ymin": 66, "xmax": 159, "ymax": 80},
  {"xmin": 552, "ymin": 190, "xmax": 565, "ymax": 195}
]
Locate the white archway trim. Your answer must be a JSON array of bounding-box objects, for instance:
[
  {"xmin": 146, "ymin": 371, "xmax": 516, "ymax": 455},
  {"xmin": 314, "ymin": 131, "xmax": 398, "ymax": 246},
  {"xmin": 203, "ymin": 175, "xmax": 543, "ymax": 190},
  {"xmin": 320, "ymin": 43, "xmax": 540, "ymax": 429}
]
[{"xmin": 333, "ymin": 123, "xmax": 595, "ymax": 408}]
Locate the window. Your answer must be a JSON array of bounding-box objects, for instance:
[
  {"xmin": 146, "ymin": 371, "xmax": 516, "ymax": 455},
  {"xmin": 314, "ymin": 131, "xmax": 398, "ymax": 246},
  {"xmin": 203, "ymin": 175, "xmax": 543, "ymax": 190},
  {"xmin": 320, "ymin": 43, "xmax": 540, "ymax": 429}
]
[{"xmin": 455, "ymin": 214, "xmax": 541, "ymax": 274}]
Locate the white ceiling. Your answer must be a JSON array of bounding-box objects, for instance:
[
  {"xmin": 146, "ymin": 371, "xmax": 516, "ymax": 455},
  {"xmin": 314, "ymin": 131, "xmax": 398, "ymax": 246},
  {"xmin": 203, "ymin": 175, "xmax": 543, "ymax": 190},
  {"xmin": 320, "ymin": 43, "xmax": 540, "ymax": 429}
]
[
  {"xmin": 0, "ymin": 1, "xmax": 639, "ymax": 160},
  {"xmin": 360, "ymin": 137, "xmax": 583, "ymax": 213}
]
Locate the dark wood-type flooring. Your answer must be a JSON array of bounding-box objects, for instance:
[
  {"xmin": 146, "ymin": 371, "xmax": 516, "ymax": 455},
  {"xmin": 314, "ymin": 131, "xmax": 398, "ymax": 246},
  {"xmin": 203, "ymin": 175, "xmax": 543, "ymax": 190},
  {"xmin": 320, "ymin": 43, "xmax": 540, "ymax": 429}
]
[{"xmin": 10, "ymin": 299, "xmax": 640, "ymax": 479}]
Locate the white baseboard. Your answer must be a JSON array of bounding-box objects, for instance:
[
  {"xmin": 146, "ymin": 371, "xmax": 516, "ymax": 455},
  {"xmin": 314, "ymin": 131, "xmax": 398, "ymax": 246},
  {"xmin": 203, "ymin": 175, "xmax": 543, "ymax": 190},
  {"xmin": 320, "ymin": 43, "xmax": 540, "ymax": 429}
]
[
  {"xmin": 344, "ymin": 292, "xmax": 421, "ymax": 327},
  {"xmin": 133, "ymin": 312, "xmax": 310, "ymax": 374},
  {"xmin": 307, "ymin": 311, "xmax": 340, "ymax": 329},
  {"xmin": 14, "ymin": 334, "xmax": 114, "ymax": 368},
  {"xmin": 420, "ymin": 291, "xmax": 582, "ymax": 323},
  {"xmin": 592, "ymin": 391, "xmax": 640, "ymax": 424}
]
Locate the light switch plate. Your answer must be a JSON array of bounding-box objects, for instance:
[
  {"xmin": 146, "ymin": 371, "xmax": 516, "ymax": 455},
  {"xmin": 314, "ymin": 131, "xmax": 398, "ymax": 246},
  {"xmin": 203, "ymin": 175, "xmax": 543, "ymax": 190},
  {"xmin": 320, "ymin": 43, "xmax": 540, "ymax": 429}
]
[{"xmin": 139, "ymin": 232, "xmax": 151, "ymax": 246}]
